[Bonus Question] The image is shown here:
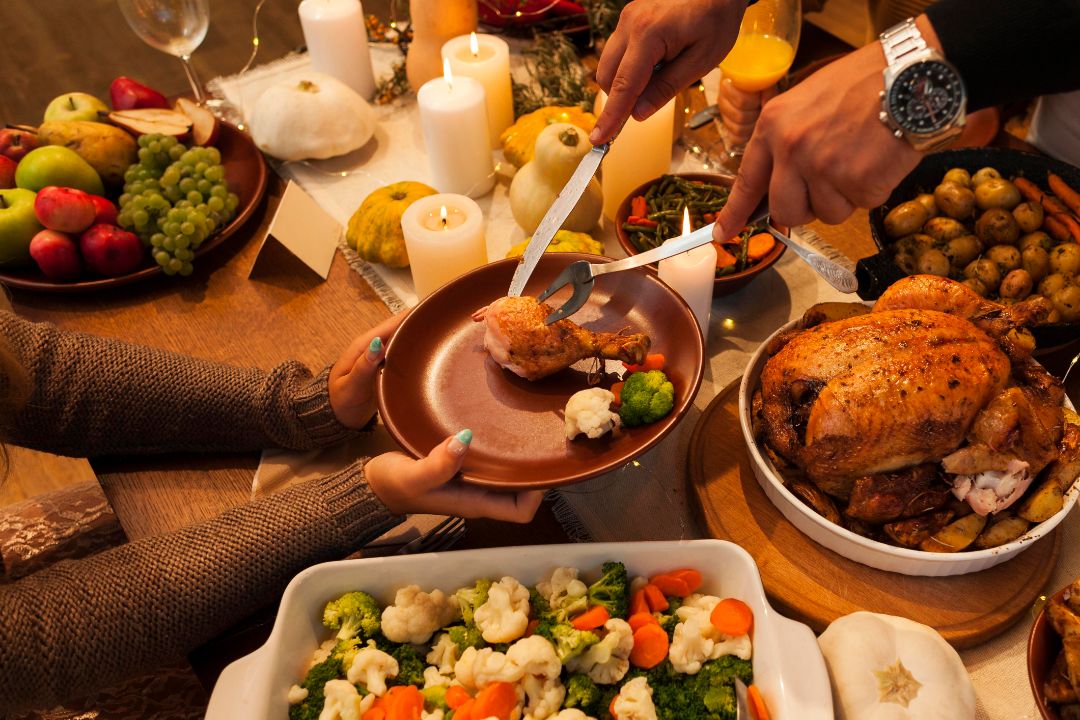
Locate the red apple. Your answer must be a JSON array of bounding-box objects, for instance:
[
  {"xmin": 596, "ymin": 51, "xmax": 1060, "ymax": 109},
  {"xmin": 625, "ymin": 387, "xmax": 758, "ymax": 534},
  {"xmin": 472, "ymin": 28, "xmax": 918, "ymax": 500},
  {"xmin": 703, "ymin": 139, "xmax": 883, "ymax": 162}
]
[
  {"xmin": 0, "ymin": 156, "xmax": 15, "ymax": 189},
  {"xmin": 0, "ymin": 128, "xmax": 39, "ymax": 162},
  {"xmin": 34, "ymin": 186, "xmax": 97, "ymax": 233},
  {"xmin": 29, "ymin": 229, "xmax": 82, "ymax": 280},
  {"xmin": 109, "ymin": 76, "xmax": 170, "ymax": 110},
  {"xmin": 80, "ymin": 224, "xmax": 144, "ymax": 276},
  {"xmin": 88, "ymin": 194, "xmax": 118, "ymax": 226},
  {"xmin": 175, "ymin": 98, "xmax": 219, "ymax": 146}
]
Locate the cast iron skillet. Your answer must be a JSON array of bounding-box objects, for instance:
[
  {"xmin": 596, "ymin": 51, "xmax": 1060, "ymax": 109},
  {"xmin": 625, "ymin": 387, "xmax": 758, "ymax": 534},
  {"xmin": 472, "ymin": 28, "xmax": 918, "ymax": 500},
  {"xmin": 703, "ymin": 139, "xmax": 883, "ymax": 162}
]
[{"xmin": 856, "ymin": 147, "xmax": 1080, "ymax": 349}]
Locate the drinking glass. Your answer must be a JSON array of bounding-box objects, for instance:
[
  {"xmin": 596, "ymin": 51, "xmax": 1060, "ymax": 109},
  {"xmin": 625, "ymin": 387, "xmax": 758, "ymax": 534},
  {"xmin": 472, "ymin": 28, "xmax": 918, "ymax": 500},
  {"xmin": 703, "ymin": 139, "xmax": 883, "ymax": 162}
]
[
  {"xmin": 116, "ymin": 0, "xmax": 210, "ymax": 102},
  {"xmin": 717, "ymin": 0, "xmax": 801, "ymax": 162}
]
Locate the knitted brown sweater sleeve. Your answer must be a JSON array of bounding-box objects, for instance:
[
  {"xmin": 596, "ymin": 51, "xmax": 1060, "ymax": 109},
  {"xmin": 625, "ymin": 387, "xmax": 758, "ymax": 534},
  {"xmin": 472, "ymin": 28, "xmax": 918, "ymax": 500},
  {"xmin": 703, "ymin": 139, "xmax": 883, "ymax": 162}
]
[
  {"xmin": 0, "ymin": 462, "xmax": 401, "ymax": 714},
  {"xmin": 1, "ymin": 311, "xmax": 353, "ymax": 457}
]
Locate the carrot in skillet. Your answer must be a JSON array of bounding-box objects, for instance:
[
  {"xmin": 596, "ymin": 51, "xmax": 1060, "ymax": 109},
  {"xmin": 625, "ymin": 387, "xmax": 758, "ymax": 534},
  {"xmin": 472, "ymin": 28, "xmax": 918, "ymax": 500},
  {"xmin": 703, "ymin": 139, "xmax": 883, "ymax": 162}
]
[
  {"xmin": 641, "ymin": 583, "xmax": 669, "ymax": 612},
  {"xmin": 748, "ymin": 684, "xmax": 771, "ymax": 720},
  {"xmin": 746, "ymin": 233, "xmax": 776, "ymax": 262},
  {"xmin": 571, "ymin": 605, "xmax": 610, "ymax": 631},
  {"xmin": 710, "ymin": 597, "xmax": 754, "ymax": 637},
  {"xmin": 471, "ymin": 681, "xmax": 518, "ymax": 720},
  {"xmin": 1045, "ymin": 214, "xmax": 1074, "ymax": 242},
  {"xmin": 1049, "ymin": 172, "xmax": 1080, "ymax": 216},
  {"xmin": 649, "ymin": 573, "xmax": 691, "ymax": 597},
  {"xmin": 629, "ymin": 622, "xmax": 670, "ymax": 668}
]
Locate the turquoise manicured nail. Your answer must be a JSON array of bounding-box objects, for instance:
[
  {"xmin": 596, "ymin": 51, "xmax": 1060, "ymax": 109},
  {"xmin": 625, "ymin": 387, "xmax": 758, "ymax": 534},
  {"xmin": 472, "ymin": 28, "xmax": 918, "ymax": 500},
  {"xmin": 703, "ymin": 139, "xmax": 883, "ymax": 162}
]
[
  {"xmin": 455, "ymin": 429, "xmax": 473, "ymax": 445},
  {"xmin": 449, "ymin": 428, "xmax": 473, "ymax": 456},
  {"xmin": 367, "ymin": 336, "xmax": 382, "ymax": 359}
]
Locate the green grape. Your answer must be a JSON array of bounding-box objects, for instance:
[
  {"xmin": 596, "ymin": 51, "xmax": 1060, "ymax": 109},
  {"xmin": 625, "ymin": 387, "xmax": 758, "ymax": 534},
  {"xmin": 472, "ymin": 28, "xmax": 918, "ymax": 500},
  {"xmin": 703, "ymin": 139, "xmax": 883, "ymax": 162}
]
[
  {"xmin": 133, "ymin": 210, "xmax": 149, "ymax": 227},
  {"xmin": 150, "ymin": 233, "xmax": 165, "ymax": 248},
  {"xmin": 204, "ymin": 165, "xmax": 224, "ymax": 182},
  {"xmin": 169, "ymin": 144, "xmax": 185, "ymax": 160},
  {"xmin": 154, "ymin": 250, "xmax": 170, "ymax": 266},
  {"xmin": 174, "ymin": 248, "xmax": 193, "ymax": 261},
  {"xmin": 187, "ymin": 191, "xmax": 203, "ymax": 205},
  {"xmin": 225, "ymin": 193, "xmax": 239, "ymax": 212},
  {"xmin": 196, "ymin": 179, "xmax": 212, "ymax": 195},
  {"xmin": 178, "ymin": 177, "xmax": 196, "ymax": 193}
]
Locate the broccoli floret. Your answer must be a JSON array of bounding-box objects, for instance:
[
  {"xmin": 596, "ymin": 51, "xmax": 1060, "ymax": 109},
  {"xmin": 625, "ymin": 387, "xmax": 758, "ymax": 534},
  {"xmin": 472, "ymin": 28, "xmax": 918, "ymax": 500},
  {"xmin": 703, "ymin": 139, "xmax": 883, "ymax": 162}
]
[
  {"xmin": 535, "ymin": 618, "xmax": 599, "ymax": 663},
  {"xmin": 446, "ymin": 624, "xmax": 486, "ymax": 652},
  {"xmin": 635, "ymin": 657, "xmax": 754, "ymax": 720},
  {"xmin": 322, "ymin": 591, "xmax": 381, "ymax": 641},
  {"xmin": 564, "ymin": 673, "xmax": 602, "ymax": 715},
  {"xmin": 386, "ymin": 640, "xmax": 426, "ymax": 687},
  {"xmin": 422, "ymin": 685, "xmax": 448, "ymax": 711},
  {"xmin": 331, "ymin": 637, "xmax": 363, "ymax": 669},
  {"xmin": 289, "ymin": 656, "xmax": 343, "ymax": 720},
  {"xmin": 456, "ymin": 578, "xmax": 492, "ymax": 627},
  {"xmin": 587, "ymin": 561, "xmax": 629, "ymax": 619},
  {"xmin": 656, "ymin": 596, "xmax": 683, "ymax": 640},
  {"xmin": 618, "ymin": 370, "xmax": 675, "ymax": 427}
]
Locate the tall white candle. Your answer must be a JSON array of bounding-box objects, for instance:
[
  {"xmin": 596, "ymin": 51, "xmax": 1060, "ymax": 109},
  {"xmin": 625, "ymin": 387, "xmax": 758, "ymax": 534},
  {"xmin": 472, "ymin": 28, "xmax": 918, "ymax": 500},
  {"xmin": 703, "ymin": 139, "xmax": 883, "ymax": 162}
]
[
  {"xmin": 400, "ymin": 193, "xmax": 488, "ymax": 298},
  {"xmin": 659, "ymin": 208, "xmax": 715, "ymax": 339},
  {"xmin": 442, "ymin": 33, "xmax": 514, "ymax": 148},
  {"xmin": 596, "ymin": 91, "xmax": 676, "ymax": 220},
  {"xmin": 417, "ymin": 60, "xmax": 496, "ymax": 198},
  {"xmin": 298, "ymin": 0, "xmax": 376, "ymax": 99}
]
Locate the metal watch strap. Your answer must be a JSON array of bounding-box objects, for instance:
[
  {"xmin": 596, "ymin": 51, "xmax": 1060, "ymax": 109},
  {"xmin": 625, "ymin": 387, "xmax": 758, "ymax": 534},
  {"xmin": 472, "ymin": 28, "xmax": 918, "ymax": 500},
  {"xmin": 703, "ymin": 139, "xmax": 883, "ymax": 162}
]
[{"xmin": 880, "ymin": 17, "xmax": 926, "ymax": 67}]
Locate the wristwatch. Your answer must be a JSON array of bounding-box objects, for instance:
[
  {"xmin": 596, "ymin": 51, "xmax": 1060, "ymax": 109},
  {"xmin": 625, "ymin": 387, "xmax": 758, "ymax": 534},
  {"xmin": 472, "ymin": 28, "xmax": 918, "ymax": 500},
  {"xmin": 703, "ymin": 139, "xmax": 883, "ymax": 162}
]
[{"xmin": 878, "ymin": 18, "xmax": 966, "ymax": 152}]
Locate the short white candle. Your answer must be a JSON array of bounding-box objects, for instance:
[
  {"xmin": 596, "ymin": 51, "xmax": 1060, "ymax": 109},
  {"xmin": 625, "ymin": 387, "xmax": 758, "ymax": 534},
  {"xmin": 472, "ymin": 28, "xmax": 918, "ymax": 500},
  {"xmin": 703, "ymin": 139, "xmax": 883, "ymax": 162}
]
[
  {"xmin": 596, "ymin": 91, "xmax": 676, "ymax": 220},
  {"xmin": 400, "ymin": 193, "xmax": 488, "ymax": 298},
  {"xmin": 659, "ymin": 208, "xmax": 715, "ymax": 339},
  {"xmin": 298, "ymin": 0, "xmax": 376, "ymax": 99},
  {"xmin": 417, "ymin": 60, "xmax": 496, "ymax": 198},
  {"xmin": 442, "ymin": 33, "xmax": 514, "ymax": 148}
]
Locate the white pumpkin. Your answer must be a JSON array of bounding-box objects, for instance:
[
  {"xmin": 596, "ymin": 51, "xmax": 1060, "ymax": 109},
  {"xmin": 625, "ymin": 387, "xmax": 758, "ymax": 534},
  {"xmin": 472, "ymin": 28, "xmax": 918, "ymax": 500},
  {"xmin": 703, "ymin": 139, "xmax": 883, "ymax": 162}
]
[
  {"xmin": 818, "ymin": 612, "xmax": 975, "ymax": 720},
  {"xmin": 250, "ymin": 72, "xmax": 376, "ymax": 161},
  {"xmin": 508, "ymin": 122, "xmax": 602, "ymax": 234}
]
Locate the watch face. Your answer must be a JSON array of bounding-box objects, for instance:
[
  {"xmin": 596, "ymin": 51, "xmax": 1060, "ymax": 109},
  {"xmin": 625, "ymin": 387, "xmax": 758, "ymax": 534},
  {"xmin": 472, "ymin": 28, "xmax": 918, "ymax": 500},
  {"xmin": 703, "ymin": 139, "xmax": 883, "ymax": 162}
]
[{"xmin": 887, "ymin": 60, "xmax": 965, "ymax": 135}]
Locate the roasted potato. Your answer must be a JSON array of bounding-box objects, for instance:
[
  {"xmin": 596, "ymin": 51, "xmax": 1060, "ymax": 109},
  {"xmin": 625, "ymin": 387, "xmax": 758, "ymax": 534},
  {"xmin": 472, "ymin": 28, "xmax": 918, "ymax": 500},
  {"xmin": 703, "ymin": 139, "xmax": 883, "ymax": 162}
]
[
  {"xmin": 923, "ymin": 216, "xmax": 967, "ymax": 243},
  {"xmin": 1017, "ymin": 477, "xmax": 1066, "ymax": 523},
  {"xmin": 934, "ymin": 182, "xmax": 975, "ymax": 219},
  {"xmin": 964, "ymin": 258, "xmax": 1003, "ymax": 292},
  {"xmin": 961, "ymin": 277, "xmax": 989, "ymax": 297},
  {"xmin": 986, "ymin": 244, "xmax": 1022, "ymax": 273},
  {"xmin": 1020, "ymin": 231, "xmax": 1053, "ymax": 252},
  {"xmin": 884, "ymin": 200, "xmax": 930, "ymax": 238},
  {"xmin": 942, "ymin": 167, "xmax": 972, "ymax": 188},
  {"xmin": 917, "ymin": 248, "xmax": 950, "ymax": 276},
  {"xmin": 1052, "ymin": 285, "xmax": 1080, "ymax": 322},
  {"xmin": 919, "ymin": 512, "xmax": 987, "ymax": 552},
  {"xmin": 999, "ymin": 268, "xmax": 1034, "ymax": 299},
  {"xmin": 974, "ymin": 177, "xmax": 1022, "ymax": 210},
  {"xmin": 894, "ymin": 233, "xmax": 935, "ymax": 256},
  {"xmin": 1025, "ymin": 425, "xmax": 1080, "ymax": 521},
  {"xmin": 975, "ymin": 208, "xmax": 1021, "ymax": 246},
  {"xmin": 973, "ymin": 512, "xmax": 1030, "ymax": 549},
  {"xmin": 1051, "ymin": 243, "xmax": 1080, "ymax": 276},
  {"xmin": 1040, "ymin": 272, "xmax": 1073, "ymax": 298},
  {"xmin": 1014, "ymin": 201, "xmax": 1045, "ymax": 233},
  {"xmin": 943, "ymin": 234, "xmax": 983, "ymax": 269},
  {"xmin": 1022, "ymin": 246, "xmax": 1051, "ymax": 283},
  {"xmin": 914, "ymin": 193, "xmax": 938, "ymax": 217},
  {"xmin": 971, "ymin": 166, "xmax": 1002, "ymax": 187}
]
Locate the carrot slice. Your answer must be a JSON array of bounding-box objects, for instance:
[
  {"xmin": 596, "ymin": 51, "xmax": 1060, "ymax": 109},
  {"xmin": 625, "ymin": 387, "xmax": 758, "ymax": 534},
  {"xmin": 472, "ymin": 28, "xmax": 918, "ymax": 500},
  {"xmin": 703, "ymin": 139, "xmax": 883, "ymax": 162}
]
[
  {"xmin": 362, "ymin": 708, "xmax": 386, "ymax": 720},
  {"xmin": 668, "ymin": 568, "xmax": 703, "ymax": 594},
  {"xmin": 446, "ymin": 685, "xmax": 472, "ymax": 710},
  {"xmin": 629, "ymin": 622, "xmax": 669, "ymax": 668},
  {"xmin": 471, "ymin": 681, "xmax": 518, "ymax": 720},
  {"xmin": 609, "ymin": 694, "xmax": 620, "ymax": 719},
  {"xmin": 628, "ymin": 612, "xmax": 660, "ymax": 632},
  {"xmin": 622, "ymin": 353, "xmax": 665, "ymax": 372},
  {"xmin": 710, "ymin": 597, "xmax": 754, "ymax": 637},
  {"xmin": 382, "ymin": 686, "xmax": 424, "ymax": 720},
  {"xmin": 610, "ymin": 381, "xmax": 624, "ymax": 407},
  {"xmin": 454, "ymin": 698, "xmax": 475, "ymax": 720},
  {"xmin": 748, "ymin": 684, "xmax": 771, "ymax": 720},
  {"xmin": 629, "ymin": 588, "xmax": 649, "ymax": 616},
  {"xmin": 631, "ymin": 195, "xmax": 647, "ymax": 218},
  {"xmin": 714, "ymin": 243, "xmax": 738, "ymax": 268},
  {"xmin": 649, "ymin": 573, "xmax": 691, "ymax": 597},
  {"xmin": 746, "ymin": 233, "xmax": 776, "ymax": 262},
  {"xmin": 1044, "ymin": 214, "xmax": 1073, "ymax": 242},
  {"xmin": 641, "ymin": 583, "xmax": 669, "ymax": 612},
  {"xmin": 571, "ymin": 605, "xmax": 610, "ymax": 631}
]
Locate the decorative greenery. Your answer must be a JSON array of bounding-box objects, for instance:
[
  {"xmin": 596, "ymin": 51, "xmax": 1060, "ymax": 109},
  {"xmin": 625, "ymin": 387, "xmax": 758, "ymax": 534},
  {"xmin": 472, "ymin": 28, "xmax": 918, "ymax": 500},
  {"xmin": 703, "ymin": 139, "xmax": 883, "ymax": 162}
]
[
  {"xmin": 512, "ymin": 32, "xmax": 596, "ymax": 117},
  {"xmin": 581, "ymin": 0, "xmax": 630, "ymax": 43}
]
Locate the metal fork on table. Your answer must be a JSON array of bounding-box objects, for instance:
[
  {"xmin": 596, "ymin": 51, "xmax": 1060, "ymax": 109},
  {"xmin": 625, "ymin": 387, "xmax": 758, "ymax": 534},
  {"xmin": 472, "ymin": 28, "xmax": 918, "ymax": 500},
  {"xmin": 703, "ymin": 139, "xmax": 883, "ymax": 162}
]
[{"xmin": 394, "ymin": 516, "xmax": 467, "ymax": 555}]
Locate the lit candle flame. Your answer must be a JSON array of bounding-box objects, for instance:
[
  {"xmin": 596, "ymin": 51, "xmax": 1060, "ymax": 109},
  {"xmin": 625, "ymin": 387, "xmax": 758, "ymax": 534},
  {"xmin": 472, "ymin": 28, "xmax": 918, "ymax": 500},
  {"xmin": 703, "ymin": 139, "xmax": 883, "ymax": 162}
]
[
  {"xmin": 443, "ymin": 57, "xmax": 454, "ymax": 89},
  {"xmin": 469, "ymin": 32, "xmax": 479, "ymax": 57},
  {"xmin": 682, "ymin": 207, "xmax": 691, "ymax": 237},
  {"xmin": 439, "ymin": 205, "xmax": 448, "ymax": 228}
]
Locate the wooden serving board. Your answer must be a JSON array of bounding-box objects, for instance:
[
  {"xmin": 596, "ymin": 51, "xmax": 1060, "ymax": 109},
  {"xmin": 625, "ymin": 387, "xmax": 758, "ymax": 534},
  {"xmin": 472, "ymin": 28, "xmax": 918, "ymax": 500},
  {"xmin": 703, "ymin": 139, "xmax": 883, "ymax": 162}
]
[{"xmin": 687, "ymin": 378, "xmax": 1060, "ymax": 650}]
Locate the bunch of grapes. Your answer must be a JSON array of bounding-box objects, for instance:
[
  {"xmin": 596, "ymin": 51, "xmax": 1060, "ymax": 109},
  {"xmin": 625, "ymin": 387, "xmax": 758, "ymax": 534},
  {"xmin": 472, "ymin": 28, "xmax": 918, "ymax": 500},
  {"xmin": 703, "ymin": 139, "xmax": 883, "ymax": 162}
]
[{"xmin": 117, "ymin": 133, "xmax": 240, "ymax": 276}]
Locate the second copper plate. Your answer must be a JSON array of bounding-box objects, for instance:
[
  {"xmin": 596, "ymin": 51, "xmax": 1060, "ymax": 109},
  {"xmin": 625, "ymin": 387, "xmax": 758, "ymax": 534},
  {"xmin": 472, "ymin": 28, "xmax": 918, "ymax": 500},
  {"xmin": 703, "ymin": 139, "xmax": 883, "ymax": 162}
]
[{"xmin": 376, "ymin": 253, "xmax": 706, "ymax": 490}]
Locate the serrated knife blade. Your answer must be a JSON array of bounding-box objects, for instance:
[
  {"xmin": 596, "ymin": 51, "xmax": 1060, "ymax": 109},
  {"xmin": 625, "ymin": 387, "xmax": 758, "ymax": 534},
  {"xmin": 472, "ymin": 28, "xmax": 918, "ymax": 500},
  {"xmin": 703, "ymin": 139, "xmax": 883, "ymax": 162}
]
[{"xmin": 507, "ymin": 142, "xmax": 609, "ymax": 297}]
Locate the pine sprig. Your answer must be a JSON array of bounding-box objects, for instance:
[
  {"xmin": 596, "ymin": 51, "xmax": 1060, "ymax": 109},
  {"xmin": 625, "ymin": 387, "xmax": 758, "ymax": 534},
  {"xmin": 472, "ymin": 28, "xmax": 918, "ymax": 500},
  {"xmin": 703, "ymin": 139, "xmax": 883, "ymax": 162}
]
[{"xmin": 512, "ymin": 32, "xmax": 596, "ymax": 117}]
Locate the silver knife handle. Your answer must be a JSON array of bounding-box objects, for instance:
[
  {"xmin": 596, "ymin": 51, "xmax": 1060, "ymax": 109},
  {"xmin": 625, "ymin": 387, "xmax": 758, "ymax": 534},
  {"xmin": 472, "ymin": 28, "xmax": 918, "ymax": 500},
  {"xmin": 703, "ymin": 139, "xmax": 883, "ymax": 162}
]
[
  {"xmin": 766, "ymin": 227, "xmax": 858, "ymax": 293},
  {"xmin": 592, "ymin": 223, "xmax": 718, "ymax": 276}
]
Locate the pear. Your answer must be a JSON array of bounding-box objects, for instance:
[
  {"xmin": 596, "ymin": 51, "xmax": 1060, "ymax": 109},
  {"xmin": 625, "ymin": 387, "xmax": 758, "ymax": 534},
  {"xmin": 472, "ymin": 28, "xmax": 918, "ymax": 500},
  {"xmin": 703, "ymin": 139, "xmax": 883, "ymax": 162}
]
[
  {"xmin": 36, "ymin": 120, "xmax": 137, "ymax": 187},
  {"xmin": 15, "ymin": 146, "xmax": 105, "ymax": 196}
]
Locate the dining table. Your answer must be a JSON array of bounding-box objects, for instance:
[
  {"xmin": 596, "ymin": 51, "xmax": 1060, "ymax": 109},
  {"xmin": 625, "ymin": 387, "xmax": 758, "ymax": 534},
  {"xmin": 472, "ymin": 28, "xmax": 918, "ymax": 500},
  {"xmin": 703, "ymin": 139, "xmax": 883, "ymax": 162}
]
[{"xmin": 1, "ymin": 1, "xmax": 1077, "ymax": 718}]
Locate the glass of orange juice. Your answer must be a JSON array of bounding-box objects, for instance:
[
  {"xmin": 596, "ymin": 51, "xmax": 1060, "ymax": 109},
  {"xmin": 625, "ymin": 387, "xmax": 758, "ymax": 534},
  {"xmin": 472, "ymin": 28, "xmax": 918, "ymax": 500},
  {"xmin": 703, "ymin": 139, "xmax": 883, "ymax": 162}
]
[{"xmin": 718, "ymin": 0, "xmax": 801, "ymax": 161}]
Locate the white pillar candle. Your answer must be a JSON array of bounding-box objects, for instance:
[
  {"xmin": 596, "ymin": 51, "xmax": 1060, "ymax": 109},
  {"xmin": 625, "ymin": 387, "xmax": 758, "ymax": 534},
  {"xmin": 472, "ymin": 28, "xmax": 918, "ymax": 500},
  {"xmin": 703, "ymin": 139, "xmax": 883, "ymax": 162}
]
[
  {"xmin": 417, "ymin": 60, "xmax": 496, "ymax": 198},
  {"xmin": 596, "ymin": 91, "xmax": 676, "ymax": 220},
  {"xmin": 298, "ymin": 0, "xmax": 376, "ymax": 99},
  {"xmin": 400, "ymin": 193, "xmax": 488, "ymax": 298},
  {"xmin": 442, "ymin": 33, "xmax": 514, "ymax": 148},
  {"xmin": 659, "ymin": 209, "xmax": 715, "ymax": 339}
]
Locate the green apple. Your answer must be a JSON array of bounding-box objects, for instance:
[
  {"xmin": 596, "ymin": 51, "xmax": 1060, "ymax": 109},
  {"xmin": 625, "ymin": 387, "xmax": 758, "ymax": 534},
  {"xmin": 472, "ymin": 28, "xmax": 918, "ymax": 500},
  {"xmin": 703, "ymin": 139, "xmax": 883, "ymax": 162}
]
[
  {"xmin": 43, "ymin": 92, "xmax": 109, "ymax": 123},
  {"xmin": 0, "ymin": 189, "xmax": 44, "ymax": 266},
  {"xmin": 15, "ymin": 146, "xmax": 105, "ymax": 196}
]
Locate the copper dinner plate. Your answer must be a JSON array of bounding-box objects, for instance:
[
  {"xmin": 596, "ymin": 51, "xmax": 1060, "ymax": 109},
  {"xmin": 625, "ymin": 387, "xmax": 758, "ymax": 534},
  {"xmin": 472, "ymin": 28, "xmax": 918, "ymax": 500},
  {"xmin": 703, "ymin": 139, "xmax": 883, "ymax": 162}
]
[{"xmin": 376, "ymin": 253, "xmax": 706, "ymax": 490}]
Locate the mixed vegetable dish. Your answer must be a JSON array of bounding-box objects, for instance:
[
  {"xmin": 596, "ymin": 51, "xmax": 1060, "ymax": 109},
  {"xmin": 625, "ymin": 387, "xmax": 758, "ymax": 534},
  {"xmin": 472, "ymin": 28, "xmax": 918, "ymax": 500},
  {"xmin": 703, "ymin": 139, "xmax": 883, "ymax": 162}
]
[{"xmin": 288, "ymin": 560, "xmax": 768, "ymax": 720}]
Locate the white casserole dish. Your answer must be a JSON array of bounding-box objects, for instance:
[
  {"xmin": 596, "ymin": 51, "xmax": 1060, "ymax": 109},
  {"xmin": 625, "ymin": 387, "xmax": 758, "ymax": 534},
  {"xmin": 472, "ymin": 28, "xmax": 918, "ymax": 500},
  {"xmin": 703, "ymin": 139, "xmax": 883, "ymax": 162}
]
[
  {"xmin": 740, "ymin": 318, "xmax": 1079, "ymax": 577},
  {"xmin": 206, "ymin": 540, "xmax": 833, "ymax": 719}
]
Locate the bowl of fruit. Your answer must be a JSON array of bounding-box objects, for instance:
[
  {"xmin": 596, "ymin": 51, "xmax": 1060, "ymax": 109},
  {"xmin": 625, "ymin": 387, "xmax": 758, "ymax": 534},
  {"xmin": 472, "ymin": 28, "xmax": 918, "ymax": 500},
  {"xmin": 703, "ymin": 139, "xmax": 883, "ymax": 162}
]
[
  {"xmin": 0, "ymin": 77, "xmax": 267, "ymax": 292},
  {"xmin": 614, "ymin": 173, "xmax": 785, "ymax": 297}
]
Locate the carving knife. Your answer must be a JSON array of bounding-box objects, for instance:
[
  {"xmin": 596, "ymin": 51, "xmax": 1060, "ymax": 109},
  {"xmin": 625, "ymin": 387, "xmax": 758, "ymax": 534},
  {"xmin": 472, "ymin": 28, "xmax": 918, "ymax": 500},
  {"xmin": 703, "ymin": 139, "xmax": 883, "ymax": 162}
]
[{"xmin": 507, "ymin": 141, "xmax": 609, "ymax": 297}]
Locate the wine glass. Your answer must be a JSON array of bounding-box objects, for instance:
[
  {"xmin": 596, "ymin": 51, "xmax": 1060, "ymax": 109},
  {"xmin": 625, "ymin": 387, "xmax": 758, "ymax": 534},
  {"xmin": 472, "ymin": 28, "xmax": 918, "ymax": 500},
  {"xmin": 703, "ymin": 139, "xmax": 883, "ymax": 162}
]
[
  {"xmin": 116, "ymin": 0, "xmax": 210, "ymax": 103},
  {"xmin": 717, "ymin": 0, "xmax": 801, "ymax": 163}
]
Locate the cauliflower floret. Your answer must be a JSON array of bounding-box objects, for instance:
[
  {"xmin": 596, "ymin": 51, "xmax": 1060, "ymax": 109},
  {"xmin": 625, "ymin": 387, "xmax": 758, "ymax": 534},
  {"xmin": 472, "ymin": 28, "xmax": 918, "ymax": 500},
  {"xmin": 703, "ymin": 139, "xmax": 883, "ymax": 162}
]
[
  {"xmin": 507, "ymin": 635, "xmax": 562, "ymax": 679},
  {"xmin": 565, "ymin": 388, "xmax": 621, "ymax": 440},
  {"xmin": 565, "ymin": 618, "xmax": 633, "ymax": 684},
  {"xmin": 309, "ymin": 638, "xmax": 339, "ymax": 668},
  {"xmin": 475, "ymin": 576, "xmax": 531, "ymax": 644},
  {"xmin": 346, "ymin": 641, "xmax": 398, "ymax": 696},
  {"xmin": 670, "ymin": 595, "xmax": 752, "ymax": 675},
  {"xmin": 612, "ymin": 677, "xmax": 657, "ymax": 720},
  {"xmin": 421, "ymin": 710, "xmax": 445, "ymax": 720},
  {"xmin": 454, "ymin": 646, "xmax": 525, "ymax": 690},
  {"xmin": 426, "ymin": 632, "xmax": 460, "ymax": 675},
  {"xmin": 629, "ymin": 576, "xmax": 650, "ymax": 595},
  {"xmin": 550, "ymin": 711, "xmax": 596, "ymax": 720},
  {"xmin": 287, "ymin": 684, "xmax": 309, "ymax": 705},
  {"xmin": 424, "ymin": 665, "xmax": 452, "ymax": 688},
  {"xmin": 521, "ymin": 673, "xmax": 566, "ymax": 720},
  {"xmin": 536, "ymin": 567, "xmax": 588, "ymax": 617},
  {"xmin": 381, "ymin": 585, "xmax": 460, "ymax": 645},
  {"xmin": 319, "ymin": 679, "xmax": 363, "ymax": 720}
]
